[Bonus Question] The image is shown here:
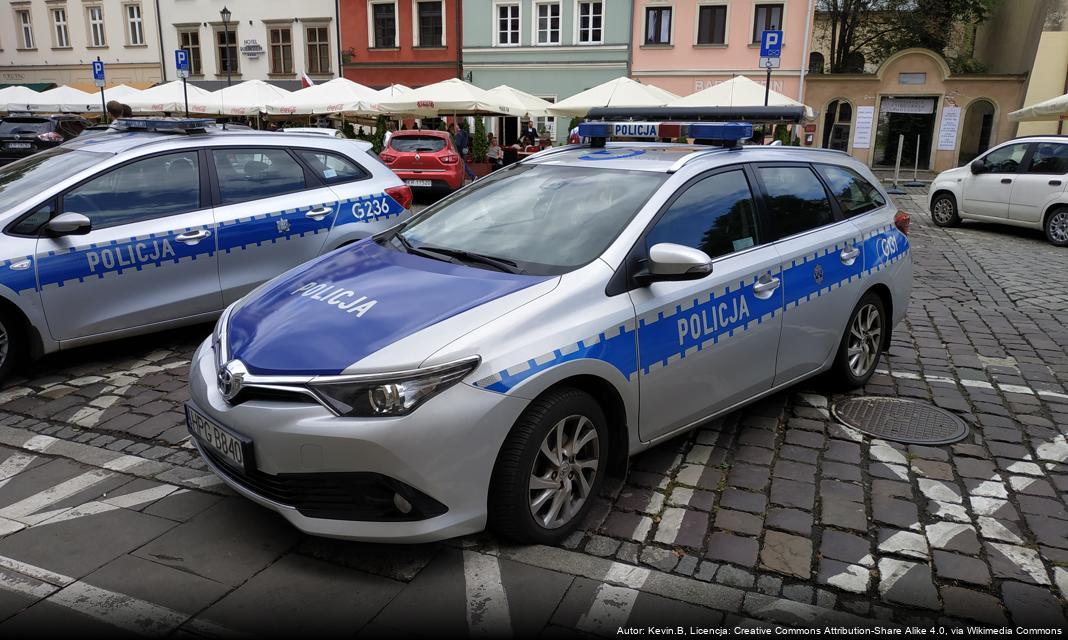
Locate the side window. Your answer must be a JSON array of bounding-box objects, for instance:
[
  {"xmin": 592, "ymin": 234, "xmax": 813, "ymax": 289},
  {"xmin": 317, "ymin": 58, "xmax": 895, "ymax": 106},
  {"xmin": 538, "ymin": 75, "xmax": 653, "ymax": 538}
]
[
  {"xmin": 212, "ymin": 148, "xmax": 307, "ymax": 205},
  {"xmin": 295, "ymin": 150, "xmax": 369, "ymax": 184},
  {"xmin": 11, "ymin": 200, "xmax": 55, "ymax": 236},
  {"xmin": 63, "ymin": 151, "xmax": 201, "ymax": 229},
  {"xmin": 646, "ymin": 170, "xmax": 760, "ymax": 259},
  {"xmin": 757, "ymin": 166, "xmax": 835, "ymax": 239},
  {"xmin": 815, "ymin": 164, "xmax": 886, "ymax": 217},
  {"xmin": 980, "ymin": 143, "xmax": 1029, "ymax": 174},
  {"xmin": 1026, "ymin": 143, "xmax": 1068, "ymax": 175}
]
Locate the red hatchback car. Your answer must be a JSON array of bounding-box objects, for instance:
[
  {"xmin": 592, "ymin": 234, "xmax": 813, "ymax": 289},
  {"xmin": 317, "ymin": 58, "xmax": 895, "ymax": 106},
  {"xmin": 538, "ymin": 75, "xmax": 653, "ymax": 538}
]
[{"xmin": 379, "ymin": 130, "xmax": 465, "ymax": 193}]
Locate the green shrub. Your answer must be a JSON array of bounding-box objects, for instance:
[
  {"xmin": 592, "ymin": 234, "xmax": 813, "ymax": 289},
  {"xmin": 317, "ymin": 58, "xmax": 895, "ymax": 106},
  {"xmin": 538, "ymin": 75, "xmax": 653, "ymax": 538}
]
[{"xmin": 472, "ymin": 116, "xmax": 488, "ymax": 162}]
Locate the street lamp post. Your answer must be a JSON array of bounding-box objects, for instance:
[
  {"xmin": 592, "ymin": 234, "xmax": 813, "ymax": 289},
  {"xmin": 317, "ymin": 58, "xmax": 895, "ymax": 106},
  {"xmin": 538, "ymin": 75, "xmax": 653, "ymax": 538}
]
[{"xmin": 220, "ymin": 6, "xmax": 232, "ymax": 87}]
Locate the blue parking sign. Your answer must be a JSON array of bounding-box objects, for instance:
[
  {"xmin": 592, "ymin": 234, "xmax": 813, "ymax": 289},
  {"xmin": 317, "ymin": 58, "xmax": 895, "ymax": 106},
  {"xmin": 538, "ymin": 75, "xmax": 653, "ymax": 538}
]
[
  {"xmin": 175, "ymin": 49, "xmax": 189, "ymax": 71},
  {"xmin": 760, "ymin": 30, "xmax": 783, "ymax": 58},
  {"xmin": 92, "ymin": 60, "xmax": 105, "ymax": 81}
]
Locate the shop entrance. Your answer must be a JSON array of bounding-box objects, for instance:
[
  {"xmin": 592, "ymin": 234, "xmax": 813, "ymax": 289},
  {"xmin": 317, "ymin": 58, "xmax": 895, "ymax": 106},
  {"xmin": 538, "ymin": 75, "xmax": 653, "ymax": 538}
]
[{"xmin": 873, "ymin": 96, "xmax": 938, "ymax": 169}]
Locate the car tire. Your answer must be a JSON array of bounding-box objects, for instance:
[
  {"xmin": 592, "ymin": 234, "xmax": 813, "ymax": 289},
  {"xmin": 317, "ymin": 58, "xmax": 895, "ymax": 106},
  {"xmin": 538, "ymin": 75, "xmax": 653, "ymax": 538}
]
[
  {"xmin": 830, "ymin": 292, "xmax": 887, "ymax": 389},
  {"xmin": 488, "ymin": 387, "xmax": 607, "ymax": 545},
  {"xmin": 930, "ymin": 193, "xmax": 961, "ymax": 227},
  {"xmin": 0, "ymin": 309, "xmax": 23, "ymax": 385},
  {"xmin": 1044, "ymin": 207, "xmax": 1068, "ymax": 247}
]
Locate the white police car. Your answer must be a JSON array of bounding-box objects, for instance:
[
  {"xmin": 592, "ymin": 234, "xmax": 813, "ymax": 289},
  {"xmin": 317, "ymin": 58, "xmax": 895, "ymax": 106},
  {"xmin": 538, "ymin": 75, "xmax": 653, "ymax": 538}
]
[
  {"xmin": 0, "ymin": 117, "xmax": 411, "ymax": 382},
  {"xmin": 187, "ymin": 120, "xmax": 912, "ymax": 543}
]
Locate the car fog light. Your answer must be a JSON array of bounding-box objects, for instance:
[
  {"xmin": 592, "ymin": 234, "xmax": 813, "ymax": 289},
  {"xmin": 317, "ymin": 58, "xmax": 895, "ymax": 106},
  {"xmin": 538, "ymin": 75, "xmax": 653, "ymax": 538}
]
[{"xmin": 393, "ymin": 492, "xmax": 412, "ymax": 514}]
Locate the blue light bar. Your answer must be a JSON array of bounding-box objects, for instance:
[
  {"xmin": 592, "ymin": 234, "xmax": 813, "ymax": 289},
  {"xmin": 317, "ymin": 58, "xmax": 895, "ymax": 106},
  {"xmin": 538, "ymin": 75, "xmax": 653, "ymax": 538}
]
[
  {"xmin": 114, "ymin": 117, "xmax": 215, "ymax": 132},
  {"xmin": 577, "ymin": 121, "xmax": 753, "ymax": 146}
]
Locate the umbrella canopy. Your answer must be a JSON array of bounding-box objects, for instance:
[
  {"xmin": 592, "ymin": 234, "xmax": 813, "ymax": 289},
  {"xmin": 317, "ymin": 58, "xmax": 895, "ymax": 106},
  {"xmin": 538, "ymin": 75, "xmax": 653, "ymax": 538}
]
[
  {"xmin": 266, "ymin": 78, "xmax": 379, "ymax": 115},
  {"xmin": 669, "ymin": 76, "xmax": 815, "ymax": 120},
  {"xmin": 0, "ymin": 86, "xmax": 40, "ymax": 112},
  {"xmin": 101, "ymin": 84, "xmax": 141, "ymax": 102},
  {"xmin": 196, "ymin": 80, "xmax": 291, "ymax": 116},
  {"xmin": 123, "ymin": 81, "xmax": 216, "ymax": 114},
  {"xmin": 375, "ymin": 78, "xmax": 516, "ymax": 116},
  {"xmin": 488, "ymin": 85, "xmax": 555, "ymax": 118},
  {"xmin": 549, "ymin": 77, "xmax": 675, "ymax": 118},
  {"xmin": 376, "ymin": 84, "xmax": 412, "ymax": 99},
  {"xmin": 12, "ymin": 85, "xmax": 101, "ymax": 113},
  {"xmin": 1009, "ymin": 93, "xmax": 1068, "ymax": 122}
]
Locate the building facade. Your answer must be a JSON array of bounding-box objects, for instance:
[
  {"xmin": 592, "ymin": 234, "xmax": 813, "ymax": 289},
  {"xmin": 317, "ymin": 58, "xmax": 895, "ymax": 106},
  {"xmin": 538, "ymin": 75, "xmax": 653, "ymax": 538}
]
[
  {"xmin": 461, "ymin": 0, "xmax": 632, "ymax": 141},
  {"xmin": 0, "ymin": 0, "xmax": 163, "ymax": 88},
  {"xmin": 338, "ymin": 0, "xmax": 462, "ymax": 88},
  {"xmin": 629, "ymin": 0, "xmax": 814, "ymax": 100},
  {"xmin": 157, "ymin": 0, "xmax": 340, "ymax": 90}
]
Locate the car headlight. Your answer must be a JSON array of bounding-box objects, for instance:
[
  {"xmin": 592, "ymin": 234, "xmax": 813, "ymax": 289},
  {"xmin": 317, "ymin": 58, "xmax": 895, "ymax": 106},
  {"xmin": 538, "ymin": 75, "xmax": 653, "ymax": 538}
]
[{"xmin": 308, "ymin": 357, "xmax": 480, "ymax": 417}]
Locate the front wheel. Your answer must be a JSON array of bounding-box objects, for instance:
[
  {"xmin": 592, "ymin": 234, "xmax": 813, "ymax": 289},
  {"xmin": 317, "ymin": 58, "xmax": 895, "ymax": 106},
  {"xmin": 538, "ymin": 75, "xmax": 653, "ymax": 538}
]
[
  {"xmin": 931, "ymin": 193, "xmax": 961, "ymax": 227},
  {"xmin": 830, "ymin": 292, "xmax": 887, "ymax": 389},
  {"xmin": 1045, "ymin": 207, "xmax": 1068, "ymax": 247},
  {"xmin": 489, "ymin": 387, "xmax": 607, "ymax": 544}
]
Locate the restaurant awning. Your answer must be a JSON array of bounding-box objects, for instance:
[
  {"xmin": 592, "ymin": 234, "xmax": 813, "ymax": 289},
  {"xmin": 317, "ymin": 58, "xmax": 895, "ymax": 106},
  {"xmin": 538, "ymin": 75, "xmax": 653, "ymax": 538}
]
[
  {"xmin": 198, "ymin": 80, "xmax": 291, "ymax": 116},
  {"xmin": 548, "ymin": 77, "xmax": 675, "ymax": 118},
  {"xmin": 374, "ymin": 78, "xmax": 516, "ymax": 116},
  {"xmin": 266, "ymin": 78, "xmax": 379, "ymax": 115},
  {"xmin": 1009, "ymin": 93, "xmax": 1068, "ymax": 122},
  {"xmin": 123, "ymin": 81, "xmax": 216, "ymax": 114},
  {"xmin": 668, "ymin": 76, "xmax": 815, "ymax": 120}
]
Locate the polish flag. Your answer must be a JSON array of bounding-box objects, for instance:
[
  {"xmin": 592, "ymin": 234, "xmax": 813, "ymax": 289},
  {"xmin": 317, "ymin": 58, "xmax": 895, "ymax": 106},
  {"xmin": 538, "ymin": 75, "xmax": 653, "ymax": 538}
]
[{"xmin": 301, "ymin": 72, "xmax": 315, "ymax": 88}]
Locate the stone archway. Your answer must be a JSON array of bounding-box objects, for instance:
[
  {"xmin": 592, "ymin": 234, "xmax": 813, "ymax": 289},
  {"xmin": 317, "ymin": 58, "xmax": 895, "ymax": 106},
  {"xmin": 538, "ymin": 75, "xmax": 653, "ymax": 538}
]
[{"xmin": 958, "ymin": 99, "xmax": 996, "ymax": 165}]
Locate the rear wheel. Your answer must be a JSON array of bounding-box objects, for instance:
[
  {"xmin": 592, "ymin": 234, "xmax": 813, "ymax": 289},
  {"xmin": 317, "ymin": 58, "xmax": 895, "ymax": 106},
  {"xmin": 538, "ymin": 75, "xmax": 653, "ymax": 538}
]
[
  {"xmin": 830, "ymin": 292, "xmax": 886, "ymax": 389},
  {"xmin": 0, "ymin": 310, "xmax": 23, "ymax": 385},
  {"xmin": 930, "ymin": 193, "xmax": 961, "ymax": 227},
  {"xmin": 1045, "ymin": 207, "xmax": 1068, "ymax": 247},
  {"xmin": 489, "ymin": 387, "xmax": 607, "ymax": 544}
]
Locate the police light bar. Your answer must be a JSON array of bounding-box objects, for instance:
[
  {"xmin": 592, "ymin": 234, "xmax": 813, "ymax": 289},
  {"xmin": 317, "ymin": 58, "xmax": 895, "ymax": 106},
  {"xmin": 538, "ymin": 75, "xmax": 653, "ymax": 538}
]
[
  {"xmin": 577, "ymin": 121, "xmax": 753, "ymax": 148},
  {"xmin": 113, "ymin": 117, "xmax": 215, "ymax": 133}
]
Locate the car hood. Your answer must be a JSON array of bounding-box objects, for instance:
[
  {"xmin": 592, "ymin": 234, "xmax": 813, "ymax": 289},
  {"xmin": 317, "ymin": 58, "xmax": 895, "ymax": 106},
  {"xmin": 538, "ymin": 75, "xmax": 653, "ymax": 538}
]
[
  {"xmin": 934, "ymin": 166, "xmax": 968, "ymax": 182},
  {"xmin": 226, "ymin": 240, "xmax": 552, "ymax": 375}
]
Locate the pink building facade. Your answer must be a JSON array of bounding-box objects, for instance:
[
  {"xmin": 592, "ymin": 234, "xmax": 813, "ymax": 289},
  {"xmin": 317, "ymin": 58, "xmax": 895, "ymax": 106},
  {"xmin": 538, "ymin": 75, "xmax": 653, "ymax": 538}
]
[{"xmin": 630, "ymin": 0, "xmax": 815, "ymax": 100}]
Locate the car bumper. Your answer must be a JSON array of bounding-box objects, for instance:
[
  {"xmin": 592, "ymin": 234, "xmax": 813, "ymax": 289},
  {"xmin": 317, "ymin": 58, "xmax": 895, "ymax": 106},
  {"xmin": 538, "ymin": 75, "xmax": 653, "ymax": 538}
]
[
  {"xmin": 392, "ymin": 170, "xmax": 463, "ymax": 191},
  {"xmin": 187, "ymin": 338, "xmax": 526, "ymax": 542}
]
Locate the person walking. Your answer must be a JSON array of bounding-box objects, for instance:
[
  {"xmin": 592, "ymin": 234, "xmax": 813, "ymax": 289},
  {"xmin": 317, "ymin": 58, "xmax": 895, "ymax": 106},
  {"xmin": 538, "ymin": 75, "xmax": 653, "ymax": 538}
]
[{"xmin": 450, "ymin": 122, "xmax": 476, "ymax": 181}]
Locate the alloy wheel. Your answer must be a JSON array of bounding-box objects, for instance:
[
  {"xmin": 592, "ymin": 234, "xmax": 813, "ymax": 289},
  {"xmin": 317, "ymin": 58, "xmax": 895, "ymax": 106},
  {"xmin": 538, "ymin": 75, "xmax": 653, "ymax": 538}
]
[
  {"xmin": 847, "ymin": 303, "xmax": 882, "ymax": 378},
  {"xmin": 528, "ymin": 414, "xmax": 599, "ymax": 529},
  {"xmin": 932, "ymin": 198, "xmax": 955, "ymax": 225},
  {"xmin": 1050, "ymin": 210, "xmax": 1068, "ymax": 244},
  {"xmin": 0, "ymin": 319, "xmax": 8, "ymax": 370}
]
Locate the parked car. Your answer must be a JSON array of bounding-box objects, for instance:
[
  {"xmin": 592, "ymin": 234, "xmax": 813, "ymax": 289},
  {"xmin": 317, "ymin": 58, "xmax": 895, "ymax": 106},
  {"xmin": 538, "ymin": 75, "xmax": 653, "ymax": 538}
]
[
  {"xmin": 0, "ymin": 117, "xmax": 413, "ymax": 382},
  {"xmin": 0, "ymin": 115, "xmax": 89, "ymax": 165},
  {"xmin": 187, "ymin": 120, "xmax": 912, "ymax": 544},
  {"xmin": 929, "ymin": 135, "xmax": 1068, "ymax": 246},
  {"xmin": 378, "ymin": 129, "xmax": 465, "ymax": 193}
]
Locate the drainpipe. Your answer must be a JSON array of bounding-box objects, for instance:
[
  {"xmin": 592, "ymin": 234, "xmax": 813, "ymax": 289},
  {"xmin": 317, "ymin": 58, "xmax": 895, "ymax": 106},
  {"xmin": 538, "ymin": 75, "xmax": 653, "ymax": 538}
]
[
  {"xmin": 627, "ymin": 0, "xmax": 635, "ymax": 78},
  {"xmin": 456, "ymin": 0, "xmax": 463, "ymax": 79},
  {"xmin": 155, "ymin": 0, "xmax": 167, "ymax": 82},
  {"xmin": 798, "ymin": 0, "xmax": 816, "ymax": 106},
  {"xmin": 335, "ymin": 0, "xmax": 343, "ymax": 79}
]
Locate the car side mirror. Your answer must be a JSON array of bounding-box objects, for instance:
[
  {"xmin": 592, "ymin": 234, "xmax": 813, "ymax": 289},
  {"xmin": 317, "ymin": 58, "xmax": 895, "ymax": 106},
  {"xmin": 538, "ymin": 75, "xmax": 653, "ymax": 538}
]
[
  {"xmin": 46, "ymin": 212, "xmax": 92, "ymax": 236},
  {"xmin": 970, "ymin": 159, "xmax": 986, "ymax": 174},
  {"xmin": 641, "ymin": 243, "xmax": 713, "ymax": 283}
]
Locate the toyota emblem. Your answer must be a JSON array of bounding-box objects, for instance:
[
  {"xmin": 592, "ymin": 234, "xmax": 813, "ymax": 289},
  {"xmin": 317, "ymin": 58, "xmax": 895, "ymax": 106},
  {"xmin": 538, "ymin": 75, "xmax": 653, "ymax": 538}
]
[{"xmin": 217, "ymin": 360, "xmax": 247, "ymax": 401}]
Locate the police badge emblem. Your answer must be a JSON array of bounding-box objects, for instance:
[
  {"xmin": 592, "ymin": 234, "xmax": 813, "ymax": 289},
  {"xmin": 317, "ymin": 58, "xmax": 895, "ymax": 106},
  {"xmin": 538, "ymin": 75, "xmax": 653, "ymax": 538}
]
[
  {"xmin": 276, "ymin": 218, "xmax": 291, "ymax": 234},
  {"xmin": 813, "ymin": 263, "xmax": 825, "ymax": 285}
]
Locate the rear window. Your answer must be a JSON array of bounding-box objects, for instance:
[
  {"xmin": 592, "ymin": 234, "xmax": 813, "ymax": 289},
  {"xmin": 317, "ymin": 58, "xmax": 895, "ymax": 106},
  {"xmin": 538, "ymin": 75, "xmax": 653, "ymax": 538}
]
[
  {"xmin": 815, "ymin": 164, "xmax": 886, "ymax": 217},
  {"xmin": 390, "ymin": 136, "xmax": 448, "ymax": 153},
  {"xmin": 295, "ymin": 150, "xmax": 369, "ymax": 184},
  {"xmin": 0, "ymin": 119, "xmax": 50, "ymax": 135}
]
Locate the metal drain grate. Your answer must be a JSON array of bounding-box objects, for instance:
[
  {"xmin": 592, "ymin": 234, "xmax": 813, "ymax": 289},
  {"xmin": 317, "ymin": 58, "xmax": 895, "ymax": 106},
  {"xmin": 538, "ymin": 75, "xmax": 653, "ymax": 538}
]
[{"xmin": 831, "ymin": 397, "xmax": 969, "ymax": 445}]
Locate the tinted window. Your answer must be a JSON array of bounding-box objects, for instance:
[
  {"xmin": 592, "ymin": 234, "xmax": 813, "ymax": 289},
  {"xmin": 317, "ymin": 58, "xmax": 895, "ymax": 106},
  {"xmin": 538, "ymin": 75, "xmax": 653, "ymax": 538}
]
[
  {"xmin": 0, "ymin": 148, "xmax": 104, "ymax": 214},
  {"xmin": 980, "ymin": 143, "xmax": 1029, "ymax": 174},
  {"xmin": 11, "ymin": 201, "xmax": 54, "ymax": 235},
  {"xmin": 213, "ymin": 148, "xmax": 306, "ymax": 205},
  {"xmin": 296, "ymin": 150, "xmax": 368, "ymax": 184},
  {"xmin": 389, "ymin": 136, "xmax": 447, "ymax": 152},
  {"xmin": 647, "ymin": 170, "xmax": 760, "ymax": 259},
  {"xmin": 1027, "ymin": 143, "xmax": 1068, "ymax": 175},
  {"xmin": 815, "ymin": 164, "xmax": 886, "ymax": 217},
  {"xmin": 63, "ymin": 151, "xmax": 201, "ymax": 228},
  {"xmin": 757, "ymin": 166, "xmax": 835, "ymax": 238}
]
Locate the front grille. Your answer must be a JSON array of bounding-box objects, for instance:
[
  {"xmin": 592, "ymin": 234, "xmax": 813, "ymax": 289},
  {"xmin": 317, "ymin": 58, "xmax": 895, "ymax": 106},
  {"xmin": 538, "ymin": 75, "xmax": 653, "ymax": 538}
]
[{"xmin": 200, "ymin": 445, "xmax": 447, "ymax": 522}]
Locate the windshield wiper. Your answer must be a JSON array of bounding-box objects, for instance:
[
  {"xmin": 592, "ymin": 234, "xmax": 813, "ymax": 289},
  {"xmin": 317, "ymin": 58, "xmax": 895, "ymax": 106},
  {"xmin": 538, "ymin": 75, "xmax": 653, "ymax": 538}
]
[
  {"xmin": 417, "ymin": 245, "xmax": 525, "ymax": 274},
  {"xmin": 393, "ymin": 232, "xmax": 464, "ymax": 265}
]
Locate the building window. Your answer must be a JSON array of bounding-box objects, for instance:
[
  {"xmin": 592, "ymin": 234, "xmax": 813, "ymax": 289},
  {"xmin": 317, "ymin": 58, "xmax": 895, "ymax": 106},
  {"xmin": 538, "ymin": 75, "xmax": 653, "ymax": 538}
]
[
  {"xmin": 416, "ymin": 1, "xmax": 443, "ymax": 47},
  {"xmin": 268, "ymin": 26, "xmax": 293, "ymax": 74},
  {"xmin": 306, "ymin": 26, "xmax": 330, "ymax": 74},
  {"xmin": 899, "ymin": 72, "xmax": 927, "ymax": 85},
  {"xmin": 179, "ymin": 29, "xmax": 202, "ymax": 75},
  {"xmin": 216, "ymin": 27, "xmax": 238, "ymax": 74},
  {"xmin": 752, "ymin": 3, "xmax": 783, "ymax": 43},
  {"xmin": 371, "ymin": 2, "xmax": 397, "ymax": 48},
  {"xmin": 697, "ymin": 5, "xmax": 727, "ymax": 45},
  {"xmin": 125, "ymin": 4, "xmax": 144, "ymax": 45},
  {"xmin": 645, "ymin": 6, "xmax": 672, "ymax": 45},
  {"xmin": 87, "ymin": 5, "xmax": 106, "ymax": 47},
  {"xmin": 52, "ymin": 8, "xmax": 69, "ymax": 48},
  {"xmin": 822, "ymin": 100, "xmax": 852, "ymax": 151},
  {"xmin": 577, "ymin": 1, "xmax": 603, "ymax": 44},
  {"xmin": 535, "ymin": 3, "xmax": 560, "ymax": 45},
  {"xmin": 17, "ymin": 9, "xmax": 35, "ymax": 49},
  {"xmin": 808, "ymin": 51, "xmax": 824, "ymax": 73},
  {"xmin": 497, "ymin": 3, "xmax": 520, "ymax": 46},
  {"xmin": 535, "ymin": 97, "xmax": 556, "ymax": 139}
]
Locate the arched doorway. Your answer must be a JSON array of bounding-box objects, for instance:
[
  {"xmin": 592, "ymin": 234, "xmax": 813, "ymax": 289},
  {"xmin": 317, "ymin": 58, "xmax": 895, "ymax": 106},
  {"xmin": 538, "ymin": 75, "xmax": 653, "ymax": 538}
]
[
  {"xmin": 958, "ymin": 99, "xmax": 995, "ymax": 165},
  {"xmin": 822, "ymin": 99, "xmax": 852, "ymax": 151}
]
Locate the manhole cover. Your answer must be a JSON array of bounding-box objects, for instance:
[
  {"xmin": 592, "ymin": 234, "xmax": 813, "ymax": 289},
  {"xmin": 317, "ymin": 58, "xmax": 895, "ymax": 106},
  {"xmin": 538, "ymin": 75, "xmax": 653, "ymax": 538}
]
[{"xmin": 831, "ymin": 397, "xmax": 969, "ymax": 445}]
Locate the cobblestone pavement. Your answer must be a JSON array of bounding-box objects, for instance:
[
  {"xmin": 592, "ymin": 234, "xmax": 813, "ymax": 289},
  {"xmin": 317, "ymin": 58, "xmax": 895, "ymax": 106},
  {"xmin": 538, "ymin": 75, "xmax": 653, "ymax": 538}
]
[{"xmin": 0, "ymin": 190, "xmax": 1065, "ymax": 634}]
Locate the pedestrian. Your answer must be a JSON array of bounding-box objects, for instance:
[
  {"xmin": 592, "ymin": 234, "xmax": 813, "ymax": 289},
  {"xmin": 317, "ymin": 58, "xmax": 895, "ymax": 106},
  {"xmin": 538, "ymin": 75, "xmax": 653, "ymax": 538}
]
[
  {"xmin": 121, "ymin": 103, "xmax": 133, "ymax": 117},
  {"xmin": 486, "ymin": 133, "xmax": 503, "ymax": 170},
  {"xmin": 521, "ymin": 120, "xmax": 539, "ymax": 147},
  {"xmin": 449, "ymin": 122, "xmax": 476, "ymax": 181},
  {"xmin": 105, "ymin": 100, "xmax": 123, "ymax": 122},
  {"xmin": 383, "ymin": 121, "xmax": 396, "ymax": 147}
]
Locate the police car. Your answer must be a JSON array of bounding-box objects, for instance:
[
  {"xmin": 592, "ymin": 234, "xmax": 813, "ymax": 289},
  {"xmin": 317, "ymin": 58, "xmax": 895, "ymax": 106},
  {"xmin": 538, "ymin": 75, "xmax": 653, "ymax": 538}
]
[
  {"xmin": 0, "ymin": 117, "xmax": 412, "ymax": 382},
  {"xmin": 187, "ymin": 120, "xmax": 912, "ymax": 543}
]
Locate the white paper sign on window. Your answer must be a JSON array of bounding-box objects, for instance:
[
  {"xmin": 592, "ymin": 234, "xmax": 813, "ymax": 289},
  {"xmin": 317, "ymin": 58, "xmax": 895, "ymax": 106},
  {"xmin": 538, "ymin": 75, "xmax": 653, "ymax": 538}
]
[
  {"xmin": 937, "ymin": 106, "xmax": 961, "ymax": 151},
  {"xmin": 852, "ymin": 106, "xmax": 875, "ymax": 149}
]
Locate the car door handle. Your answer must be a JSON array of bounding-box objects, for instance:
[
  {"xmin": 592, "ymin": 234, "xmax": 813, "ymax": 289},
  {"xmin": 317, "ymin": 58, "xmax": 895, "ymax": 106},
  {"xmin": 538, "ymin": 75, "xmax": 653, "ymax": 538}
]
[
  {"xmin": 1001, "ymin": 178, "xmax": 1013, "ymax": 184},
  {"xmin": 1051, "ymin": 180, "xmax": 1062, "ymax": 186},
  {"xmin": 752, "ymin": 276, "xmax": 781, "ymax": 298},
  {"xmin": 306, "ymin": 207, "xmax": 333, "ymax": 220},
  {"xmin": 175, "ymin": 229, "xmax": 212, "ymax": 244},
  {"xmin": 840, "ymin": 247, "xmax": 860, "ymax": 264}
]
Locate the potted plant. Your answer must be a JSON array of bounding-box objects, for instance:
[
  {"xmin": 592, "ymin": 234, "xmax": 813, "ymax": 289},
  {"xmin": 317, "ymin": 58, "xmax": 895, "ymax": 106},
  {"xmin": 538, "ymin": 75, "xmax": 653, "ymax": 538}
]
[{"xmin": 468, "ymin": 116, "xmax": 492, "ymax": 177}]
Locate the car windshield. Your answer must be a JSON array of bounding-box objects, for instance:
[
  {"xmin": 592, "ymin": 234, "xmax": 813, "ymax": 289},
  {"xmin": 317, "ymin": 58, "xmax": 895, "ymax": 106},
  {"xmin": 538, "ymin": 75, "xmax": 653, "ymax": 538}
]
[
  {"xmin": 0, "ymin": 119, "xmax": 49, "ymax": 135},
  {"xmin": 0, "ymin": 147, "xmax": 109, "ymax": 214},
  {"xmin": 397, "ymin": 164, "xmax": 667, "ymax": 275},
  {"xmin": 390, "ymin": 136, "xmax": 447, "ymax": 153}
]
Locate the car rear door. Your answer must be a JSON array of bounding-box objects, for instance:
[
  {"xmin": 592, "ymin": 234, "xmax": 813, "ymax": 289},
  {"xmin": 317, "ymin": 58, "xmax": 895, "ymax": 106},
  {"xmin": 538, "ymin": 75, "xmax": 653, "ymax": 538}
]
[
  {"xmin": 961, "ymin": 142, "xmax": 1030, "ymax": 219},
  {"xmin": 209, "ymin": 146, "xmax": 340, "ymax": 305},
  {"xmin": 35, "ymin": 148, "xmax": 221, "ymax": 340},
  {"xmin": 1009, "ymin": 141, "xmax": 1068, "ymax": 224}
]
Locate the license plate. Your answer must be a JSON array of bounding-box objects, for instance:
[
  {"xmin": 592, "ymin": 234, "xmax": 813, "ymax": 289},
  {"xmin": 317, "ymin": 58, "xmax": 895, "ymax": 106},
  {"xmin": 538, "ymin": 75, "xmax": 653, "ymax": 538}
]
[
  {"xmin": 5, "ymin": 143, "xmax": 31, "ymax": 150},
  {"xmin": 186, "ymin": 405, "xmax": 250, "ymax": 472},
  {"xmin": 405, "ymin": 179, "xmax": 432, "ymax": 187}
]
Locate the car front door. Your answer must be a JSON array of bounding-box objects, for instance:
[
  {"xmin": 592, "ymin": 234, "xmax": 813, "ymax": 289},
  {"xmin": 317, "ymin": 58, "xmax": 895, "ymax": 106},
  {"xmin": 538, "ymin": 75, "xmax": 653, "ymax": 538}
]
[
  {"xmin": 36, "ymin": 149, "xmax": 221, "ymax": 341},
  {"xmin": 631, "ymin": 167, "xmax": 783, "ymax": 441},
  {"xmin": 1010, "ymin": 142, "xmax": 1068, "ymax": 224},
  {"xmin": 961, "ymin": 142, "xmax": 1031, "ymax": 219},
  {"xmin": 209, "ymin": 146, "xmax": 340, "ymax": 304},
  {"xmin": 752, "ymin": 163, "xmax": 867, "ymax": 386}
]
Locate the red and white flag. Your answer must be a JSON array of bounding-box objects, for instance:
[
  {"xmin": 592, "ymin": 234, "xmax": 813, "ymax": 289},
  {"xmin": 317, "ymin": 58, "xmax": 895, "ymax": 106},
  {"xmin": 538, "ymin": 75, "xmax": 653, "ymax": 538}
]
[{"xmin": 301, "ymin": 72, "xmax": 315, "ymax": 88}]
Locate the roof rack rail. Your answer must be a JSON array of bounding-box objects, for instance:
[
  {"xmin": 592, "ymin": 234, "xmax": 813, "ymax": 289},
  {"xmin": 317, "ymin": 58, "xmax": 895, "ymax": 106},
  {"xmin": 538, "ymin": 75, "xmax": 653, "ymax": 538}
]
[
  {"xmin": 112, "ymin": 117, "xmax": 215, "ymax": 133},
  {"xmin": 586, "ymin": 106, "xmax": 807, "ymax": 123}
]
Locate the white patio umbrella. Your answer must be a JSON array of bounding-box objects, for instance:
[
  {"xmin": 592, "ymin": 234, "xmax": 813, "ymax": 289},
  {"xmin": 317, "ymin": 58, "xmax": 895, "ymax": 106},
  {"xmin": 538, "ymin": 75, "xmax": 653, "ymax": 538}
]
[
  {"xmin": 12, "ymin": 85, "xmax": 101, "ymax": 113},
  {"xmin": 0, "ymin": 86, "xmax": 40, "ymax": 112},
  {"xmin": 1009, "ymin": 93, "xmax": 1068, "ymax": 122},
  {"xmin": 376, "ymin": 84, "xmax": 412, "ymax": 99},
  {"xmin": 669, "ymin": 75, "xmax": 815, "ymax": 120},
  {"xmin": 197, "ymin": 80, "xmax": 291, "ymax": 116},
  {"xmin": 101, "ymin": 84, "xmax": 141, "ymax": 102},
  {"xmin": 488, "ymin": 85, "xmax": 555, "ymax": 118},
  {"xmin": 123, "ymin": 81, "xmax": 217, "ymax": 114},
  {"xmin": 266, "ymin": 77, "xmax": 379, "ymax": 115},
  {"xmin": 375, "ymin": 78, "xmax": 516, "ymax": 116},
  {"xmin": 548, "ymin": 77, "xmax": 675, "ymax": 118}
]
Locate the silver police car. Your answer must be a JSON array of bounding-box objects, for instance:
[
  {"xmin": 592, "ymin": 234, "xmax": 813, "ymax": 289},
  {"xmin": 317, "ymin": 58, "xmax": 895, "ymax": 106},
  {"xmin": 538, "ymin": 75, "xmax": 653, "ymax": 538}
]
[
  {"xmin": 0, "ymin": 118, "xmax": 412, "ymax": 382},
  {"xmin": 187, "ymin": 121, "xmax": 912, "ymax": 544}
]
